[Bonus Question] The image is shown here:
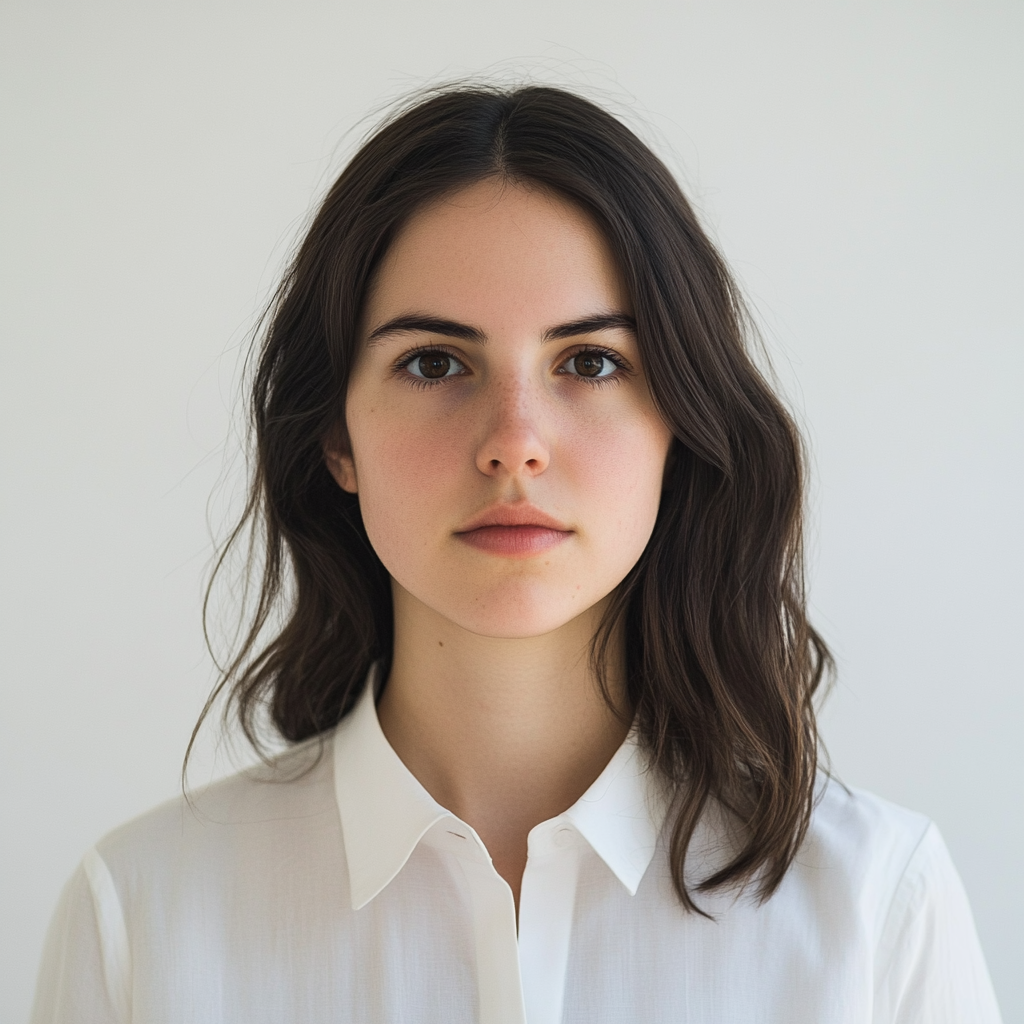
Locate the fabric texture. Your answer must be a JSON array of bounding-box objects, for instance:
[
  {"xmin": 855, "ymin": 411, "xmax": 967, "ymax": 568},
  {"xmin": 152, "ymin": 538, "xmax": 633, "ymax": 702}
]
[{"xmin": 31, "ymin": 680, "xmax": 1003, "ymax": 1023}]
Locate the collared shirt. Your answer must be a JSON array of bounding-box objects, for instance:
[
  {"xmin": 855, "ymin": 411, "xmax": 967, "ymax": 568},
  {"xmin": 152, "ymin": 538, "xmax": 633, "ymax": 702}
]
[{"xmin": 32, "ymin": 678, "xmax": 1002, "ymax": 1023}]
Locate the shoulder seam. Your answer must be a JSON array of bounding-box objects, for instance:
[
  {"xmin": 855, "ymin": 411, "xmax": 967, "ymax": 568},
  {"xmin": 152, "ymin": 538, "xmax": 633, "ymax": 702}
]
[
  {"xmin": 82, "ymin": 847, "xmax": 132, "ymax": 1024},
  {"xmin": 873, "ymin": 819, "xmax": 935, "ymax": 984}
]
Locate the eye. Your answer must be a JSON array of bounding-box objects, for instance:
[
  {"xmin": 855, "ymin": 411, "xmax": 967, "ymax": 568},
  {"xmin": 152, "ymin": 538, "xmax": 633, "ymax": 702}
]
[
  {"xmin": 560, "ymin": 348, "xmax": 622, "ymax": 380},
  {"xmin": 403, "ymin": 349, "xmax": 466, "ymax": 381}
]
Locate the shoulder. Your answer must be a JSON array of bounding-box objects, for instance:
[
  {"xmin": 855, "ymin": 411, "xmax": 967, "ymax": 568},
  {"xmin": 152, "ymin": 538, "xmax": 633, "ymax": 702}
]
[
  {"xmin": 804, "ymin": 782, "xmax": 1005, "ymax": 1021},
  {"xmin": 803, "ymin": 776, "xmax": 934, "ymax": 889},
  {"xmin": 764, "ymin": 777, "xmax": 940, "ymax": 948},
  {"xmin": 92, "ymin": 736, "xmax": 341, "ymax": 897}
]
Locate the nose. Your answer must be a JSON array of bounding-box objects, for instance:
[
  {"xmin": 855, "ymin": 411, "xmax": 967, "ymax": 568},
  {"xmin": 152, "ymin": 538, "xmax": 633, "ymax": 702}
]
[{"xmin": 474, "ymin": 377, "xmax": 550, "ymax": 479}]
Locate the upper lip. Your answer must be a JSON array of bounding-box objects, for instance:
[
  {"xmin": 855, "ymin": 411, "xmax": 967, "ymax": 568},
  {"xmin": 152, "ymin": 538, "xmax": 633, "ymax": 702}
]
[{"xmin": 456, "ymin": 502, "xmax": 572, "ymax": 533}]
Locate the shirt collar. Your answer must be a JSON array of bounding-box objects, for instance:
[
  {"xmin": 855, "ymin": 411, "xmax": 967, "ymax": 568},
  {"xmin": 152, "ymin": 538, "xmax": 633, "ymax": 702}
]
[
  {"xmin": 563, "ymin": 725, "xmax": 670, "ymax": 895},
  {"xmin": 333, "ymin": 668, "xmax": 670, "ymax": 910}
]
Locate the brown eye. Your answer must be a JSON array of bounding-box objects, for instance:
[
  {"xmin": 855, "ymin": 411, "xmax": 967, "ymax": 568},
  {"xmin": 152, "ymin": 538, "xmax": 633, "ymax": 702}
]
[
  {"xmin": 414, "ymin": 352, "xmax": 452, "ymax": 379},
  {"xmin": 402, "ymin": 348, "xmax": 465, "ymax": 383},
  {"xmin": 572, "ymin": 352, "xmax": 606, "ymax": 378}
]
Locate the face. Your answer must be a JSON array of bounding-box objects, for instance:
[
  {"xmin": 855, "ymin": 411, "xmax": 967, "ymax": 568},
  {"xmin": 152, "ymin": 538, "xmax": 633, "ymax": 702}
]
[{"xmin": 326, "ymin": 178, "xmax": 674, "ymax": 639}]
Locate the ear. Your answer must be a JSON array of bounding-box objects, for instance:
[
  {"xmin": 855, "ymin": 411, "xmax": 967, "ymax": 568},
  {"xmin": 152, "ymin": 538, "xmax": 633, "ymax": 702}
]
[{"xmin": 323, "ymin": 440, "xmax": 358, "ymax": 494}]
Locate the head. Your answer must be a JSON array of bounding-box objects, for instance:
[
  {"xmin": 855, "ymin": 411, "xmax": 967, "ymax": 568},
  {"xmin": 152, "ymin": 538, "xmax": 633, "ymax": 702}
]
[
  {"xmin": 202, "ymin": 84, "xmax": 832, "ymax": 909},
  {"xmin": 324, "ymin": 176, "xmax": 672, "ymax": 647}
]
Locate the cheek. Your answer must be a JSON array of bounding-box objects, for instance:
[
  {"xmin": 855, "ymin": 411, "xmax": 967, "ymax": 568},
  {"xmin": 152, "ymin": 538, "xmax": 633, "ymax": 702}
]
[
  {"xmin": 369, "ymin": 425, "xmax": 462, "ymax": 499},
  {"xmin": 564, "ymin": 411, "xmax": 670, "ymax": 538},
  {"xmin": 349, "ymin": 403, "xmax": 467, "ymax": 553}
]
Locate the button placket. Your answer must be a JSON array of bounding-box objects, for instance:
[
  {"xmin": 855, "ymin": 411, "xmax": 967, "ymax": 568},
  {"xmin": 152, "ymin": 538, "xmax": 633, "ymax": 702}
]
[{"xmin": 518, "ymin": 820, "xmax": 582, "ymax": 1024}]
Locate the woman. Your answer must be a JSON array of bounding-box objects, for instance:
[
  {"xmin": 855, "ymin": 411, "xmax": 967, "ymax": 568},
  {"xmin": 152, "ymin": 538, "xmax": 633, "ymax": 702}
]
[{"xmin": 32, "ymin": 84, "xmax": 1001, "ymax": 1023}]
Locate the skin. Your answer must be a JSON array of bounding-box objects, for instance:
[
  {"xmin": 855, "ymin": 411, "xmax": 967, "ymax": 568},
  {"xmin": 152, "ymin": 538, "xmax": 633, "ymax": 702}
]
[{"xmin": 325, "ymin": 178, "xmax": 674, "ymax": 912}]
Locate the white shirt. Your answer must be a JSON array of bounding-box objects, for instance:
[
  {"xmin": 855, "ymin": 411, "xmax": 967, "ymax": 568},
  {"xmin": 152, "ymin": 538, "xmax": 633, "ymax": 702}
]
[{"xmin": 32, "ymin": 678, "xmax": 1003, "ymax": 1023}]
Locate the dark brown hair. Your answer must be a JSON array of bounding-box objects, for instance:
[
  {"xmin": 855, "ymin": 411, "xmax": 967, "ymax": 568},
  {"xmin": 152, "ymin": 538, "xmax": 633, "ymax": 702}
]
[{"xmin": 194, "ymin": 83, "xmax": 832, "ymax": 910}]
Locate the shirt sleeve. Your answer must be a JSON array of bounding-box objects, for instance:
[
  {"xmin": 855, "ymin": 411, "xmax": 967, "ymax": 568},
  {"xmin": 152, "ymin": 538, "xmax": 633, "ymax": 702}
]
[
  {"xmin": 874, "ymin": 822, "xmax": 1003, "ymax": 1024},
  {"xmin": 31, "ymin": 850, "xmax": 131, "ymax": 1024}
]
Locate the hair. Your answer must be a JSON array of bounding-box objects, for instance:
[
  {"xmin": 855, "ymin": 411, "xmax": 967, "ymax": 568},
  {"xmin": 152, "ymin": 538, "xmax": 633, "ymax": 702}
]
[{"xmin": 193, "ymin": 83, "xmax": 833, "ymax": 911}]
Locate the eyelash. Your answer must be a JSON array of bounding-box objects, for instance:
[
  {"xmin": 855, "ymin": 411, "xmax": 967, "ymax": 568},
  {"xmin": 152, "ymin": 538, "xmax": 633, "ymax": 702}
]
[
  {"xmin": 391, "ymin": 345, "xmax": 468, "ymax": 389},
  {"xmin": 392, "ymin": 344, "xmax": 632, "ymax": 389},
  {"xmin": 556, "ymin": 345, "xmax": 632, "ymax": 386}
]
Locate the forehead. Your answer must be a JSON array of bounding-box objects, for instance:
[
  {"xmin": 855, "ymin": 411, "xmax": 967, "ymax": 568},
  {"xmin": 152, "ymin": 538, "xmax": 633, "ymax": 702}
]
[{"xmin": 363, "ymin": 179, "xmax": 630, "ymax": 330}]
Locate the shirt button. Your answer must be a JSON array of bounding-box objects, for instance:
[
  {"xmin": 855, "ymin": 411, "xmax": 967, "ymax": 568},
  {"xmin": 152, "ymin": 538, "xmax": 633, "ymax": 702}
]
[{"xmin": 554, "ymin": 827, "xmax": 575, "ymax": 848}]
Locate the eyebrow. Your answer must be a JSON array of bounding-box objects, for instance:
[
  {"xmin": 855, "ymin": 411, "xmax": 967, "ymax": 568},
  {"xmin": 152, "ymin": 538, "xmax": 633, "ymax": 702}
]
[{"xmin": 366, "ymin": 311, "xmax": 636, "ymax": 345}]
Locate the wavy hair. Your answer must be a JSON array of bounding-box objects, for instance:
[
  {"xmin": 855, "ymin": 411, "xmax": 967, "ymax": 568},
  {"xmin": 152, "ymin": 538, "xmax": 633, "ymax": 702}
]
[{"xmin": 192, "ymin": 84, "xmax": 833, "ymax": 910}]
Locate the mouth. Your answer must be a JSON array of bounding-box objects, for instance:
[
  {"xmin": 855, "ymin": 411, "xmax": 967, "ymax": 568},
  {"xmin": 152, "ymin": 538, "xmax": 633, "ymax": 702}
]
[{"xmin": 454, "ymin": 503, "xmax": 573, "ymax": 558}]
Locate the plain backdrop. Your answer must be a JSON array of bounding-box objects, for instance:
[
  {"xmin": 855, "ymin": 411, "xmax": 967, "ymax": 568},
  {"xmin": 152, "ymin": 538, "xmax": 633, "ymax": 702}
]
[{"xmin": 2, "ymin": 0, "xmax": 1021, "ymax": 1020}]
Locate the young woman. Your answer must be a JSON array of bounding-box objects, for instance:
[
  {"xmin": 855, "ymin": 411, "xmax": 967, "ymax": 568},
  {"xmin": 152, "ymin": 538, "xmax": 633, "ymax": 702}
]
[{"xmin": 32, "ymin": 85, "xmax": 1001, "ymax": 1023}]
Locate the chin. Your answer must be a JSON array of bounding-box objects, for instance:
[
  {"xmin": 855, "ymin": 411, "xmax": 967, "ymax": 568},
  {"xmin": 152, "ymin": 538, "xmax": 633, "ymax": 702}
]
[{"xmin": 439, "ymin": 580, "xmax": 607, "ymax": 640}]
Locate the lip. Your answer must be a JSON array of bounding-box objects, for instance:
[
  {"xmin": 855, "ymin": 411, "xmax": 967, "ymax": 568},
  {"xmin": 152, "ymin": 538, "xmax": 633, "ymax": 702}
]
[
  {"xmin": 455, "ymin": 502, "xmax": 573, "ymax": 558},
  {"xmin": 456, "ymin": 502, "xmax": 571, "ymax": 533}
]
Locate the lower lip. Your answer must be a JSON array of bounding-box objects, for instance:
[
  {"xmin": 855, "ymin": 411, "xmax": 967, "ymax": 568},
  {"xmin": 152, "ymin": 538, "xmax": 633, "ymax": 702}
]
[{"xmin": 456, "ymin": 525, "xmax": 572, "ymax": 557}]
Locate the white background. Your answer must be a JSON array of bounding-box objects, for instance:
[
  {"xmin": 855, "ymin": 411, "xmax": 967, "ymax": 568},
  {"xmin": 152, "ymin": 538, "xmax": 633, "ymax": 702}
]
[{"xmin": 1, "ymin": 1, "xmax": 1021, "ymax": 1020}]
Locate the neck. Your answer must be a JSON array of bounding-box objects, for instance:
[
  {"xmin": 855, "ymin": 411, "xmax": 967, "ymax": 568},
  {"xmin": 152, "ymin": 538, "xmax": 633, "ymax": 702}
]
[{"xmin": 376, "ymin": 582, "xmax": 630, "ymax": 911}]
